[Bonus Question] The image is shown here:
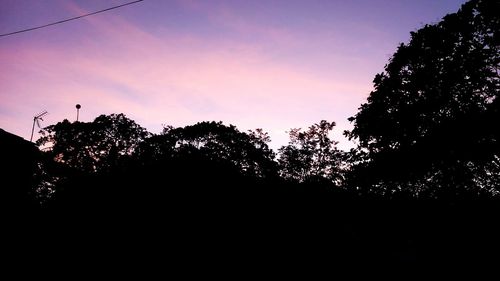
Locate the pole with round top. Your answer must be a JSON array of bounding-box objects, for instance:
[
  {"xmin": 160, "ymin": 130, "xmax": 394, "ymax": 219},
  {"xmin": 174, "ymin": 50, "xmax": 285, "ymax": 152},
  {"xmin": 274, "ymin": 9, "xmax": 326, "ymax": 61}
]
[{"xmin": 76, "ymin": 104, "xmax": 81, "ymax": 122}]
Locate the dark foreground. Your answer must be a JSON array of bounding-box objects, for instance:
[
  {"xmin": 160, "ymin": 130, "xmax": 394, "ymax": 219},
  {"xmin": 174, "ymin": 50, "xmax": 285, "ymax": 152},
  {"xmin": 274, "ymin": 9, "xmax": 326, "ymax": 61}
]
[{"xmin": 6, "ymin": 182, "xmax": 500, "ymax": 273}]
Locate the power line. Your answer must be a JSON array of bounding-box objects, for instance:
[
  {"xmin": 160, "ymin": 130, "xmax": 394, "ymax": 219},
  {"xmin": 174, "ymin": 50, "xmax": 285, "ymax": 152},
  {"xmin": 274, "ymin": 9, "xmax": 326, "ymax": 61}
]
[{"xmin": 0, "ymin": 0, "xmax": 144, "ymax": 38}]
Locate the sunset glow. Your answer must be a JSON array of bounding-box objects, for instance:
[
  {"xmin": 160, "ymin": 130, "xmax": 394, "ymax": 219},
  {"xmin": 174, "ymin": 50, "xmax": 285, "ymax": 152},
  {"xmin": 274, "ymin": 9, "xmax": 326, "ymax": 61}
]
[{"xmin": 0, "ymin": 0, "xmax": 467, "ymax": 149}]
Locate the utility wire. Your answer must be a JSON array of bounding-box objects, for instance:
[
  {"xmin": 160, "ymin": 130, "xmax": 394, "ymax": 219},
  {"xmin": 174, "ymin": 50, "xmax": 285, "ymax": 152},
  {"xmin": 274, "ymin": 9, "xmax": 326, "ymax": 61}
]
[{"xmin": 0, "ymin": 0, "xmax": 144, "ymax": 38}]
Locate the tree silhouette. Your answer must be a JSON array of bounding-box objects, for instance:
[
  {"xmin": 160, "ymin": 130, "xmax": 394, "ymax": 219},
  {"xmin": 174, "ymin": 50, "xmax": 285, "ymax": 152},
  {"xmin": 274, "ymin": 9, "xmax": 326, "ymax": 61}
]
[
  {"xmin": 345, "ymin": 0, "xmax": 500, "ymax": 198},
  {"xmin": 278, "ymin": 120, "xmax": 344, "ymax": 185},
  {"xmin": 137, "ymin": 121, "xmax": 278, "ymax": 180},
  {"xmin": 37, "ymin": 113, "xmax": 148, "ymax": 173}
]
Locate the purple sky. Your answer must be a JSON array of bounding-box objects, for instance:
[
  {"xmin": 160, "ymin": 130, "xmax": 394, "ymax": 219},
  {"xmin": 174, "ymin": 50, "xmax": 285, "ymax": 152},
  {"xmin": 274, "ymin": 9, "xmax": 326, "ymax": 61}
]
[{"xmin": 0, "ymin": 0, "xmax": 468, "ymax": 149}]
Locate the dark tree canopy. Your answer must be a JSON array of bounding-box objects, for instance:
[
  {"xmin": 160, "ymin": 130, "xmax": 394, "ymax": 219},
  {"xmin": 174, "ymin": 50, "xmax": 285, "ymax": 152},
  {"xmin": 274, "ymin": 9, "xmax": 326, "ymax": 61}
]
[
  {"xmin": 136, "ymin": 121, "xmax": 278, "ymax": 179},
  {"xmin": 37, "ymin": 113, "xmax": 148, "ymax": 173},
  {"xmin": 346, "ymin": 0, "xmax": 500, "ymax": 198},
  {"xmin": 278, "ymin": 120, "xmax": 344, "ymax": 185}
]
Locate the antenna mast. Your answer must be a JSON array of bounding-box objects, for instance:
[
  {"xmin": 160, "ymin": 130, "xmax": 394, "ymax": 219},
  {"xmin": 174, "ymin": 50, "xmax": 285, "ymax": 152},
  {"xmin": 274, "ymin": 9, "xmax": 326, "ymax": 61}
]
[{"xmin": 31, "ymin": 110, "xmax": 48, "ymax": 142}]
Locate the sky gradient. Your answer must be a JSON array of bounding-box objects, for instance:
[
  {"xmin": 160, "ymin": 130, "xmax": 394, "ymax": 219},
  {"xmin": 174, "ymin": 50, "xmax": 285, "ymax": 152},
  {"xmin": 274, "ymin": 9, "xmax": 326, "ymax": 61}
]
[{"xmin": 0, "ymin": 0, "xmax": 468, "ymax": 149}]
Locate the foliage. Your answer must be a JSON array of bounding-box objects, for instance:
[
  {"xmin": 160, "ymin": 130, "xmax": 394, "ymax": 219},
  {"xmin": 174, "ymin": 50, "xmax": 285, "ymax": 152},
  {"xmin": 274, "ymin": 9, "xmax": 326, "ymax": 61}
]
[
  {"xmin": 136, "ymin": 121, "xmax": 278, "ymax": 179},
  {"xmin": 37, "ymin": 114, "xmax": 148, "ymax": 173},
  {"xmin": 278, "ymin": 120, "xmax": 344, "ymax": 185},
  {"xmin": 345, "ymin": 0, "xmax": 500, "ymax": 197}
]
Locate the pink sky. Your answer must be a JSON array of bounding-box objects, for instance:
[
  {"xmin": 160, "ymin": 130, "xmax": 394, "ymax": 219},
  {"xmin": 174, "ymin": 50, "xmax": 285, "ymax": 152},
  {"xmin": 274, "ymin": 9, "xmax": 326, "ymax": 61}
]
[{"xmin": 0, "ymin": 0, "xmax": 467, "ymax": 150}]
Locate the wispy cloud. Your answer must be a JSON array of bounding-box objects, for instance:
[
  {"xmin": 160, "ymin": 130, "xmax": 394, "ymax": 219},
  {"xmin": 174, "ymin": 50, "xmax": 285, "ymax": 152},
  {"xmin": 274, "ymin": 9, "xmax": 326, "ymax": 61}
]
[{"xmin": 0, "ymin": 0, "xmax": 379, "ymax": 149}]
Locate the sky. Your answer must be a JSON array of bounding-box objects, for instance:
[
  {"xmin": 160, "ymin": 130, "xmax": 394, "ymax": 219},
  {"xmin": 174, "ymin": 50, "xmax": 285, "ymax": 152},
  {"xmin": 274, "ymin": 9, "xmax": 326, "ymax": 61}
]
[{"xmin": 0, "ymin": 0, "xmax": 468, "ymax": 150}]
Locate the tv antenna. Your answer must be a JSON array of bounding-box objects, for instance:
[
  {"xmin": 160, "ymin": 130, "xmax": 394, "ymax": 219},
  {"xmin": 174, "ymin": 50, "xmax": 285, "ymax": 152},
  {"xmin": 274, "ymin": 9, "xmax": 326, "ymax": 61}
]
[
  {"xmin": 31, "ymin": 110, "xmax": 48, "ymax": 142},
  {"xmin": 76, "ymin": 104, "xmax": 81, "ymax": 122}
]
